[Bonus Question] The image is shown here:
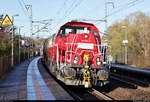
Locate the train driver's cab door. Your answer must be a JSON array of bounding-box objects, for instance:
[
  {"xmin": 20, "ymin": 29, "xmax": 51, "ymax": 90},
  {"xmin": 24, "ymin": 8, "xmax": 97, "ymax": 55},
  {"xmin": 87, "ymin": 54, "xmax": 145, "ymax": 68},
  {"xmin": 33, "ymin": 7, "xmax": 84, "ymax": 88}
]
[
  {"xmin": 55, "ymin": 27, "xmax": 67, "ymax": 48},
  {"xmin": 58, "ymin": 27, "xmax": 66, "ymax": 38}
]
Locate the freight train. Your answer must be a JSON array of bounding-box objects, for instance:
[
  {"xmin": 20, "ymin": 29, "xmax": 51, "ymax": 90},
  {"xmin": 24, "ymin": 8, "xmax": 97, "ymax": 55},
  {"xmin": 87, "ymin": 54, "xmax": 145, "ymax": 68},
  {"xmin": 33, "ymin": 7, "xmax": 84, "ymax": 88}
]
[{"xmin": 43, "ymin": 21, "xmax": 110, "ymax": 88}]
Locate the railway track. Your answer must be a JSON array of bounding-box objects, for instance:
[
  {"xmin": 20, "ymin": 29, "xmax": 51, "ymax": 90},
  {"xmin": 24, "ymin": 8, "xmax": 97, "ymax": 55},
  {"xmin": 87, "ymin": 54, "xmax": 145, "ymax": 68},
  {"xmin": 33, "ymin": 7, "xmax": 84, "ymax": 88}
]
[
  {"xmin": 110, "ymin": 72, "xmax": 150, "ymax": 93},
  {"xmin": 43, "ymin": 67, "xmax": 112, "ymax": 100},
  {"xmin": 88, "ymin": 88, "xmax": 114, "ymax": 100},
  {"xmin": 46, "ymin": 68, "xmax": 150, "ymax": 100},
  {"xmin": 61, "ymin": 85, "xmax": 101, "ymax": 100},
  {"xmin": 110, "ymin": 72, "xmax": 149, "ymax": 86},
  {"xmin": 63, "ymin": 86, "xmax": 115, "ymax": 100}
]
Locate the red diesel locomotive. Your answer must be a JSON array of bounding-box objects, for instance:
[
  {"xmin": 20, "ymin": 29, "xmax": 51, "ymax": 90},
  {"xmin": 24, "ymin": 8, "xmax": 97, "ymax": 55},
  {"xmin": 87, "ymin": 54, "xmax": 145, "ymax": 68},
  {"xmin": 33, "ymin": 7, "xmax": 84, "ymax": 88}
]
[{"xmin": 43, "ymin": 21, "xmax": 109, "ymax": 88}]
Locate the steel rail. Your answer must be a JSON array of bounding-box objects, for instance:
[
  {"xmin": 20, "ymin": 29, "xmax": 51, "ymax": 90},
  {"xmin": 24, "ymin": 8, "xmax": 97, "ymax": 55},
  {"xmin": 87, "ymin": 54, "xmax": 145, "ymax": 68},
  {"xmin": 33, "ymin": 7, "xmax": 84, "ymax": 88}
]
[
  {"xmin": 110, "ymin": 72, "xmax": 149, "ymax": 86},
  {"xmin": 89, "ymin": 88, "xmax": 114, "ymax": 100},
  {"xmin": 111, "ymin": 75, "xmax": 150, "ymax": 93},
  {"xmin": 111, "ymin": 76, "xmax": 137, "ymax": 87}
]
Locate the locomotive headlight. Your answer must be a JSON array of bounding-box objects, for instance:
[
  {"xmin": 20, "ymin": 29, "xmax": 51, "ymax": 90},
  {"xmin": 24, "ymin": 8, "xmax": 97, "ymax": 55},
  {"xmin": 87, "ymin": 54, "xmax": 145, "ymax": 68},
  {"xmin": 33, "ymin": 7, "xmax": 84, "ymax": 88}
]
[
  {"xmin": 73, "ymin": 56, "xmax": 79, "ymax": 64},
  {"xmin": 96, "ymin": 57, "xmax": 101, "ymax": 65},
  {"xmin": 84, "ymin": 34, "xmax": 88, "ymax": 39},
  {"xmin": 74, "ymin": 60, "xmax": 78, "ymax": 64},
  {"xmin": 97, "ymin": 62, "xmax": 101, "ymax": 65}
]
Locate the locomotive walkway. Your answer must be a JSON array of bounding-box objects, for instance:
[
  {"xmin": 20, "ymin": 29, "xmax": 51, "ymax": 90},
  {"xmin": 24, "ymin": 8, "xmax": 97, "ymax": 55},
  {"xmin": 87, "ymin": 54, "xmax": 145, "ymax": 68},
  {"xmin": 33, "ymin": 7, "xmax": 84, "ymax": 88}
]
[{"xmin": 0, "ymin": 56, "xmax": 73, "ymax": 100}]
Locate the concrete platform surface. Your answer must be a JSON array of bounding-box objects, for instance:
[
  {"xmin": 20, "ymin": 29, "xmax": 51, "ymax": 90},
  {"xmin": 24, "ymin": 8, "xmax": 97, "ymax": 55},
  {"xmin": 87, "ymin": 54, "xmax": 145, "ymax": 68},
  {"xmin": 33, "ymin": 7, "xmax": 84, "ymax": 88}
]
[{"xmin": 0, "ymin": 56, "xmax": 73, "ymax": 100}]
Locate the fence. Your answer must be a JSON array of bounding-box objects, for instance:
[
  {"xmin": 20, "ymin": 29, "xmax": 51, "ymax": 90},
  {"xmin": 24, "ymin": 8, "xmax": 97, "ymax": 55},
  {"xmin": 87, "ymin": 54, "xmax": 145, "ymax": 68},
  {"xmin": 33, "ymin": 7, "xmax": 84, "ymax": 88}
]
[
  {"xmin": 114, "ymin": 52, "xmax": 150, "ymax": 68},
  {"xmin": 0, "ymin": 56, "xmax": 12, "ymax": 79},
  {"xmin": 0, "ymin": 53, "xmax": 28, "ymax": 79}
]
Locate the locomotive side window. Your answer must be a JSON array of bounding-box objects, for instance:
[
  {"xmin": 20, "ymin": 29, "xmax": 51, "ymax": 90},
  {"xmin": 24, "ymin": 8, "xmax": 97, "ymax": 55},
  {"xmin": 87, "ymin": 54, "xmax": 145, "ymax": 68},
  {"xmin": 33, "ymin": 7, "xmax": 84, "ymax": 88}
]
[
  {"xmin": 93, "ymin": 30, "xmax": 98, "ymax": 36},
  {"xmin": 59, "ymin": 29, "xmax": 63, "ymax": 35},
  {"xmin": 58, "ymin": 28, "xmax": 66, "ymax": 37}
]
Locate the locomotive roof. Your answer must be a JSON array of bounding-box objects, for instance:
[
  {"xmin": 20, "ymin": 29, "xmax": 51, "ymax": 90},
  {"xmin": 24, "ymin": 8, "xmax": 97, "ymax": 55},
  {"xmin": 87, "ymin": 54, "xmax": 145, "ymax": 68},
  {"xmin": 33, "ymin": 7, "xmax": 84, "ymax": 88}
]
[{"xmin": 63, "ymin": 21, "xmax": 95, "ymax": 27}]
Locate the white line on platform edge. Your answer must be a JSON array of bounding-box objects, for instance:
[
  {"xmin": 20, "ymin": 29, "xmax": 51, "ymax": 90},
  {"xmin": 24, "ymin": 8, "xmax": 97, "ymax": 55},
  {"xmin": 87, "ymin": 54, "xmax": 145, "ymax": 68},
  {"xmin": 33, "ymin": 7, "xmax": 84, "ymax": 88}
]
[{"xmin": 27, "ymin": 56, "xmax": 56, "ymax": 100}]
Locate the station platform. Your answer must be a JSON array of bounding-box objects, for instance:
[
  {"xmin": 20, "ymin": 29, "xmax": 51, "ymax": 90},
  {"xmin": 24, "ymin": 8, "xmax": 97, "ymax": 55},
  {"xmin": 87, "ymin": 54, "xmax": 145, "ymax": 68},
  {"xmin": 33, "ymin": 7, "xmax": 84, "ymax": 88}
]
[{"xmin": 0, "ymin": 56, "xmax": 73, "ymax": 100}]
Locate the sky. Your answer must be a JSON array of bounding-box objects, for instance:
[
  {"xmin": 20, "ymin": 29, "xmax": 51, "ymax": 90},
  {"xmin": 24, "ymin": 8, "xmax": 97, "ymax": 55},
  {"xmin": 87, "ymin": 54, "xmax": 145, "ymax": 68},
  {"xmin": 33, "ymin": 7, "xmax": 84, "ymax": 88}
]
[{"xmin": 0, "ymin": 0, "xmax": 150, "ymax": 38}]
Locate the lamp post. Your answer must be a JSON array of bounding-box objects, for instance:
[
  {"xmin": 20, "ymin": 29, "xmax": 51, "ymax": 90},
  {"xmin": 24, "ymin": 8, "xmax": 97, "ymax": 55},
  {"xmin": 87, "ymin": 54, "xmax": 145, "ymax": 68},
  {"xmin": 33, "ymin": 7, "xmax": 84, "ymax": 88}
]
[
  {"xmin": 11, "ymin": 14, "xmax": 19, "ymax": 67},
  {"xmin": 23, "ymin": 33, "xmax": 26, "ymax": 60},
  {"xmin": 18, "ymin": 26, "xmax": 24, "ymax": 64},
  {"xmin": 121, "ymin": 26, "xmax": 128, "ymax": 65}
]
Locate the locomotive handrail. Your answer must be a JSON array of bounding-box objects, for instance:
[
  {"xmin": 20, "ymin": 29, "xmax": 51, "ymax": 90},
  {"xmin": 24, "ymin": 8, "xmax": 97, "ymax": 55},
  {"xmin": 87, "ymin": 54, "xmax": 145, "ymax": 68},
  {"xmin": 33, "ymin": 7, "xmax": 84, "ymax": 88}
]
[
  {"xmin": 64, "ymin": 43, "xmax": 108, "ymax": 54},
  {"xmin": 108, "ymin": 64, "xmax": 150, "ymax": 77},
  {"xmin": 65, "ymin": 43, "xmax": 109, "ymax": 65},
  {"xmin": 51, "ymin": 43, "xmax": 111, "ymax": 65}
]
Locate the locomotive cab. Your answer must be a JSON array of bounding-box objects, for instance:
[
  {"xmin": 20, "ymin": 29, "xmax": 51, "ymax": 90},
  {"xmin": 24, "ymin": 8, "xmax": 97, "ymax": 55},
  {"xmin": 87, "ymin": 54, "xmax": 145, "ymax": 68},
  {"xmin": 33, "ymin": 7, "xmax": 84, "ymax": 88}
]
[{"xmin": 45, "ymin": 21, "xmax": 110, "ymax": 88}]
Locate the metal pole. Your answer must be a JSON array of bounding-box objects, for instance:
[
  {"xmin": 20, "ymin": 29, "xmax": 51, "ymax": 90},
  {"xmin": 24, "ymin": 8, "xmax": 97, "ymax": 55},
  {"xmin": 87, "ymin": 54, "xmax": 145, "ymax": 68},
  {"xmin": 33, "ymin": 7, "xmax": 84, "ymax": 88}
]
[
  {"xmin": 125, "ymin": 28, "xmax": 128, "ymax": 64},
  {"xmin": 19, "ymin": 28, "xmax": 20, "ymax": 64},
  {"xmin": 26, "ymin": 5, "xmax": 33, "ymax": 58},
  {"xmin": 37, "ymin": 25, "xmax": 39, "ymax": 39},
  {"xmin": 105, "ymin": 1, "xmax": 114, "ymax": 32},
  {"xmin": 23, "ymin": 33, "xmax": 26, "ymax": 60},
  {"xmin": 105, "ymin": 0, "xmax": 107, "ymax": 30},
  {"xmin": 124, "ymin": 27, "xmax": 126, "ymax": 64},
  {"xmin": 28, "ymin": 47, "xmax": 29, "ymax": 59},
  {"xmin": 36, "ymin": 25, "xmax": 39, "ymax": 56},
  {"xmin": 11, "ymin": 14, "xmax": 19, "ymax": 67},
  {"xmin": 11, "ymin": 16, "xmax": 14, "ymax": 67},
  {"xmin": 30, "ymin": 5, "xmax": 33, "ymax": 58},
  {"xmin": 125, "ymin": 45, "xmax": 127, "ymax": 64},
  {"xmin": 121, "ymin": 26, "xmax": 128, "ymax": 65}
]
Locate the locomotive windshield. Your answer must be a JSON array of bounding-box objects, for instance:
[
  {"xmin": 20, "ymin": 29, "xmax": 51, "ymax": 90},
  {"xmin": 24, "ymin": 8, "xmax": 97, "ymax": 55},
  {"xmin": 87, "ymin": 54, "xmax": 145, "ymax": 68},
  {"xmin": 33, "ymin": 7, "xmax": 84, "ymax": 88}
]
[{"xmin": 59, "ymin": 26, "xmax": 91, "ymax": 36}]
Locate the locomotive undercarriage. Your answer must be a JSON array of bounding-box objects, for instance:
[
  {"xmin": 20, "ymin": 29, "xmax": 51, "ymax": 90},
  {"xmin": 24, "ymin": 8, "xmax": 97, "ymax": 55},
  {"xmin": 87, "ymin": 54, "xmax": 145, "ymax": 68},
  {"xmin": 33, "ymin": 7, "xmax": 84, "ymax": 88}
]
[{"xmin": 47, "ymin": 59, "xmax": 109, "ymax": 88}]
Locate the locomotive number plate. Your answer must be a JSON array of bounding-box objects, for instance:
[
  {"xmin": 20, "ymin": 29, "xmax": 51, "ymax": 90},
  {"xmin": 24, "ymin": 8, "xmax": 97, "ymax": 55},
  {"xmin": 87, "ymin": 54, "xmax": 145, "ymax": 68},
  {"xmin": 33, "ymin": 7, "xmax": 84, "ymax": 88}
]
[{"xmin": 77, "ymin": 43, "xmax": 94, "ymax": 49}]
